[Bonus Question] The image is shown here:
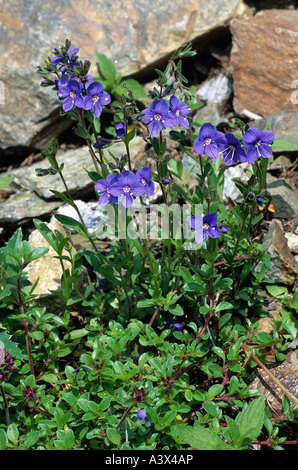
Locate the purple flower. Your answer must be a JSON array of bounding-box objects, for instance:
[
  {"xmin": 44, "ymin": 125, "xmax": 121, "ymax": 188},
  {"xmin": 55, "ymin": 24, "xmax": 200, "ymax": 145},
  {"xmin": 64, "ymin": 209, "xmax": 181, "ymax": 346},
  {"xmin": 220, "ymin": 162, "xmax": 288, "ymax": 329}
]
[
  {"xmin": 95, "ymin": 173, "xmax": 119, "ymax": 206},
  {"xmin": 137, "ymin": 408, "xmax": 150, "ymax": 423},
  {"xmin": 242, "ymin": 128, "xmax": 275, "ymax": 163},
  {"xmin": 162, "ymin": 178, "xmax": 170, "ymax": 185},
  {"xmin": 58, "ymin": 78, "xmax": 84, "ymax": 112},
  {"xmin": 193, "ymin": 123, "xmax": 225, "ymax": 159},
  {"xmin": 136, "ymin": 166, "xmax": 155, "ymax": 196},
  {"xmin": 115, "ymin": 122, "xmax": 127, "ymax": 138},
  {"xmin": 169, "ymin": 95, "xmax": 190, "ymax": 129},
  {"xmin": 93, "ymin": 139, "xmax": 110, "ymax": 149},
  {"xmin": 83, "ymin": 81, "xmax": 111, "ymax": 118},
  {"xmin": 166, "ymin": 319, "xmax": 183, "ymax": 332},
  {"xmin": 109, "ymin": 170, "xmax": 145, "ymax": 208},
  {"xmin": 51, "ymin": 46, "xmax": 79, "ymax": 66},
  {"xmin": 141, "ymin": 99, "xmax": 176, "ymax": 137},
  {"xmin": 218, "ymin": 133, "xmax": 247, "ymax": 166},
  {"xmin": 189, "ymin": 212, "xmax": 221, "ymax": 242}
]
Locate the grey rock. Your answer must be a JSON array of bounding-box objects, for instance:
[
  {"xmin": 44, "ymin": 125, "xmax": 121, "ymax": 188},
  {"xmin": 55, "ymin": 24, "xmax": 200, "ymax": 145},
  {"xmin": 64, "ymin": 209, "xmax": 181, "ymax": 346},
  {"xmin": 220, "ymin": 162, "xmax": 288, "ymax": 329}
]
[
  {"xmin": 255, "ymin": 219, "xmax": 298, "ymax": 286},
  {"xmin": 196, "ymin": 73, "xmax": 233, "ymax": 104},
  {"xmin": 267, "ymin": 178, "xmax": 298, "ymax": 219},
  {"xmin": 0, "ymin": 0, "xmax": 249, "ymax": 155},
  {"xmin": 265, "ymin": 109, "xmax": 298, "ymax": 150}
]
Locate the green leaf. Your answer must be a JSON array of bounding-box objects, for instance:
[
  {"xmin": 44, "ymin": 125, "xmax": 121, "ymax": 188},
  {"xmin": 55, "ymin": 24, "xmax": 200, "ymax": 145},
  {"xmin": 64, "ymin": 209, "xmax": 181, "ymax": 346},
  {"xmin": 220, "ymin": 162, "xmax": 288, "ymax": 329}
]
[
  {"xmin": 171, "ymin": 424, "xmax": 232, "ymax": 450},
  {"xmin": 0, "ymin": 175, "xmax": 14, "ymax": 190},
  {"xmin": 0, "ymin": 429, "xmax": 7, "ymax": 450},
  {"xmin": 7, "ymin": 424, "xmax": 19, "ymax": 445},
  {"xmin": 229, "ymin": 396, "xmax": 265, "ymax": 448},
  {"xmin": 0, "ymin": 332, "xmax": 23, "ymax": 360},
  {"xmin": 96, "ymin": 52, "xmax": 117, "ymax": 81},
  {"xmin": 54, "ymin": 214, "xmax": 87, "ymax": 237},
  {"xmin": 168, "ymin": 304, "xmax": 184, "ymax": 316},
  {"xmin": 271, "ymin": 140, "xmax": 298, "ymax": 151},
  {"xmin": 119, "ymin": 79, "xmax": 146, "ymax": 99},
  {"xmin": 106, "ymin": 427, "xmax": 121, "ymax": 445},
  {"xmin": 33, "ymin": 219, "xmax": 58, "ymax": 252},
  {"xmin": 50, "ymin": 190, "xmax": 76, "ymax": 207}
]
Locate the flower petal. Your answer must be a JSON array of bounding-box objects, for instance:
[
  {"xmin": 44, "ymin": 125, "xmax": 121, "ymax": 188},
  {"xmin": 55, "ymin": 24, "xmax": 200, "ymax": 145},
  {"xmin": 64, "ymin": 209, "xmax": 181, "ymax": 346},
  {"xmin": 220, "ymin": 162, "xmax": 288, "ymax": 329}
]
[{"xmin": 243, "ymin": 127, "xmax": 261, "ymax": 146}]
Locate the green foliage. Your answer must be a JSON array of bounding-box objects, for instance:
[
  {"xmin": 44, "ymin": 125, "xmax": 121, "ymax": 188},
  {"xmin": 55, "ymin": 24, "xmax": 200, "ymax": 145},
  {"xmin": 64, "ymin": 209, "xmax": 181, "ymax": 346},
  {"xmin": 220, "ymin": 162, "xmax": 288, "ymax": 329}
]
[
  {"xmin": 95, "ymin": 52, "xmax": 146, "ymax": 100},
  {"xmin": 0, "ymin": 41, "xmax": 297, "ymax": 452}
]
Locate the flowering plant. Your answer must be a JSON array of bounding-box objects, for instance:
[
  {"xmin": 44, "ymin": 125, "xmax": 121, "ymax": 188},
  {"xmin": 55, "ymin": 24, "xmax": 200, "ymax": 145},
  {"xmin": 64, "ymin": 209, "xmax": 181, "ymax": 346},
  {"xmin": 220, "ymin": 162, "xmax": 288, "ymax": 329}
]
[{"xmin": 0, "ymin": 39, "xmax": 297, "ymax": 452}]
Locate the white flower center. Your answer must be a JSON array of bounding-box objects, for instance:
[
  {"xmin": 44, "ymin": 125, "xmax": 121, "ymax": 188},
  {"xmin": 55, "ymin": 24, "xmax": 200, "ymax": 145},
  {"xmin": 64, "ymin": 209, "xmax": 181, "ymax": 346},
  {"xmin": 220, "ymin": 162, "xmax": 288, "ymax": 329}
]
[
  {"xmin": 154, "ymin": 114, "xmax": 161, "ymax": 121},
  {"xmin": 175, "ymin": 110, "xmax": 180, "ymax": 116},
  {"xmin": 123, "ymin": 185, "xmax": 131, "ymax": 193},
  {"xmin": 203, "ymin": 223, "xmax": 209, "ymax": 230},
  {"xmin": 92, "ymin": 95, "xmax": 99, "ymax": 103},
  {"xmin": 141, "ymin": 178, "xmax": 147, "ymax": 185},
  {"xmin": 204, "ymin": 138, "xmax": 211, "ymax": 146}
]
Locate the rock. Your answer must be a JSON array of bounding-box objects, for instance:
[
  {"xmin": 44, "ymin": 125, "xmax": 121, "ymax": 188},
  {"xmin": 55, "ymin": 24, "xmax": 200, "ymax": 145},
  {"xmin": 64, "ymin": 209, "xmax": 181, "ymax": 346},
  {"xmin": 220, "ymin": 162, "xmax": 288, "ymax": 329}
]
[
  {"xmin": 24, "ymin": 219, "xmax": 90, "ymax": 307},
  {"xmin": 196, "ymin": 73, "xmax": 233, "ymax": 105},
  {"xmin": 285, "ymin": 232, "xmax": 298, "ymax": 254},
  {"xmin": 249, "ymin": 351, "xmax": 298, "ymax": 414},
  {"xmin": 52, "ymin": 200, "xmax": 104, "ymax": 234},
  {"xmin": 255, "ymin": 219, "xmax": 298, "ymax": 286},
  {"xmin": 0, "ymin": 0, "xmax": 249, "ymax": 156},
  {"xmin": 0, "ymin": 190, "xmax": 62, "ymax": 228},
  {"xmin": 194, "ymin": 72, "xmax": 233, "ymax": 127},
  {"xmin": 230, "ymin": 9, "xmax": 298, "ymax": 117},
  {"xmin": 266, "ymin": 178, "xmax": 298, "ymax": 219},
  {"xmin": 0, "ymin": 136, "xmax": 146, "ymax": 232},
  {"xmin": 222, "ymin": 165, "xmax": 248, "ymax": 202},
  {"xmin": 265, "ymin": 109, "xmax": 298, "ymax": 149}
]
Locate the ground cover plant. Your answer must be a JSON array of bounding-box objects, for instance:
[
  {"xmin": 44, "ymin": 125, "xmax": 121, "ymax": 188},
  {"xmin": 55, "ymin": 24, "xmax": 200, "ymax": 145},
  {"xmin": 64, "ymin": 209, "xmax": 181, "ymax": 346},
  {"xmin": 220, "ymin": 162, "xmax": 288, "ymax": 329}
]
[{"xmin": 0, "ymin": 40, "xmax": 297, "ymax": 451}]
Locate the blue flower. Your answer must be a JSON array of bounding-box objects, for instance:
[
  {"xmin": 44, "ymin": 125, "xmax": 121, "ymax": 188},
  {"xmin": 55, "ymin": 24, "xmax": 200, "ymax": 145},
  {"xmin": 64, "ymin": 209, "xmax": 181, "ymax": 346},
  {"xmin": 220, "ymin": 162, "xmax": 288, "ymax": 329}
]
[
  {"xmin": 193, "ymin": 123, "xmax": 225, "ymax": 159},
  {"xmin": 219, "ymin": 133, "xmax": 247, "ymax": 166},
  {"xmin": 166, "ymin": 319, "xmax": 183, "ymax": 332},
  {"xmin": 95, "ymin": 173, "xmax": 119, "ymax": 206},
  {"xmin": 141, "ymin": 99, "xmax": 176, "ymax": 137},
  {"xmin": 83, "ymin": 81, "xmax": 111, "ymax": 118},
  {"xmin": 58, "ymin": 78, "xmax": 84, "ymax": 112},
  {"xmin": 169, "ymin": 95, "xmax": 190, "ymax": 129},
  {"xmin": 242, "ymin": 128, "xmax": 275, "ymax": 163},
  {"xmin": 115, "ymin": 122, "xmax": 127, "ymax": 138},
  {"xmin": 137, "ymin": 408, "xmax": 150, "ymax": 423},
  {"xmin": 109, "ymin": 170, "xmax": 145, "ymax": 208},
  {"xmin": 189, "ymin": 212, "xmax": 221, "ymax": 242},
  {"xmin": 51, "ymin": 46, "xmax": 79, "ymax": 66},
  {"xmin": 136, "ymin": 166, "xmax": 155, "ymax": 197}
]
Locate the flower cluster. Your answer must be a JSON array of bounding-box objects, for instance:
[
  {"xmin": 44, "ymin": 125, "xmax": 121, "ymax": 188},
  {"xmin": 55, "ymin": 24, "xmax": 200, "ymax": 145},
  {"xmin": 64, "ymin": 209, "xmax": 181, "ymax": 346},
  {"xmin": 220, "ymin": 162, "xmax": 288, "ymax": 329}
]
[
  {"xmin": 38, "ymin": 42, "xmax": 111, "ymax": 118},
  {"xmin": 95, "ymin": 166, "xmax": 155, "ymax": 208},
  {"xmin": 141, "ymin": 96, "xmax": 190, "ymax": 137},
  {"xmin": 193, "ymin": 123, "xmax": 275, "ymax": 165},
  {"xmin": 0, "ymin": 348, "xmax": 14, "ymax": 381},
  {"xmin": 188, "ymin": 212, "xmax": 226, "ymax": 243}
]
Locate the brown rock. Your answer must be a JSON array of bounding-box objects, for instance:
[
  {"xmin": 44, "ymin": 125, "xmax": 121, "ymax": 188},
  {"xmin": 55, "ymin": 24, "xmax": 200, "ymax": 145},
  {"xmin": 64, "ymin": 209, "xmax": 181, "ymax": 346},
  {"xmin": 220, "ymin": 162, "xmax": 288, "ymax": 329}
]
[
  {"xmin": 0, "ymin": 0, "xmax": 248, "ymax": 154},
  {"xmin": 230, "ymin": 9, "xmax": 298, "ymax": 117},
  {"xmin": 250, "ymin": 352, "xmax": 298, "ymax": 414}
]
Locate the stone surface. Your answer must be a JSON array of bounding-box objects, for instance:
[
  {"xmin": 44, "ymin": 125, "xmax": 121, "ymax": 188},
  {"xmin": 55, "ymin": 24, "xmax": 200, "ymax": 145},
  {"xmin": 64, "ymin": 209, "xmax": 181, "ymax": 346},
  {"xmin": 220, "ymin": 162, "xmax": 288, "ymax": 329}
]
[
  {"xmin": 265, "ymin": 109, "xmax": 298, "ymax": 149},
  {"xmin": 249, "ymin": 351, "xmax": 298, "ymax": 414},
  {"xmin": 255, "ymin": 219, "xmax": 298, "ymax": 285},
  {"xmin": 266, "ymin": 178, "xmax": 298, "ymax": 219},
  {"xmin": 0, "ymin": 136, "xmax": 146, "ymax": 230},
  {"xmin": 0, "ymin": 0, "xmax": 247, "ymax": 155},
  {"xmin": 24, "ymin": 219, "xmax": 89, "ymax": 306},
  {"xmin": 230, "ymin": 9, "xmax": 298, "ymax": 117}
]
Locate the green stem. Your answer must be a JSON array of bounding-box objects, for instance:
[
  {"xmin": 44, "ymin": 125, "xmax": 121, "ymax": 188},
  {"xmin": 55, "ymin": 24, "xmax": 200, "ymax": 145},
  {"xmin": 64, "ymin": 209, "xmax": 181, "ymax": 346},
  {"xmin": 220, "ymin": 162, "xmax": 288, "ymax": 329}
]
[{"xmin": 58, "ymin": 169, "xmax": 99, "ymax": 254}]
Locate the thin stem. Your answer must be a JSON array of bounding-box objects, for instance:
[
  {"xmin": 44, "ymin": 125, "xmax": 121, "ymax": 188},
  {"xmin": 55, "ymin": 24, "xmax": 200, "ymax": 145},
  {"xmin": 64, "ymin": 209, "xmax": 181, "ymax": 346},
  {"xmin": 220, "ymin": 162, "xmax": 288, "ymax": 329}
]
[
  {"xmin": 241, "ymin": 342, "xmax": 298, "ymax": 408},
  {"xmin": 0, "ymin": 385, "xmax": 10, "ymax": 425},
  {"xmin": 17, "ymin": 277, "xmax": 35, "ymax": 378},
  {"xmin": 58, "ymin": 169, "xmax": 99, "ymax": 254}
]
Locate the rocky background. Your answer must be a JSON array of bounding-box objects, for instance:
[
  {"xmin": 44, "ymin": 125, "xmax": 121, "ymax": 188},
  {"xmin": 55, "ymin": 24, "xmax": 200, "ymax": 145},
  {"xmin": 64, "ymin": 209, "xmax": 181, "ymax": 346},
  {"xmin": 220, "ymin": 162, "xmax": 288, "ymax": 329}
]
[{"xmin": 0, "ymin": 0, "xmax": 298, "ymax": 412}]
